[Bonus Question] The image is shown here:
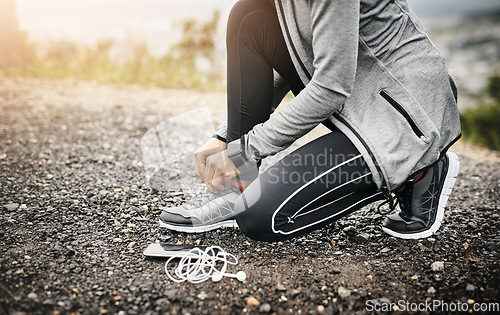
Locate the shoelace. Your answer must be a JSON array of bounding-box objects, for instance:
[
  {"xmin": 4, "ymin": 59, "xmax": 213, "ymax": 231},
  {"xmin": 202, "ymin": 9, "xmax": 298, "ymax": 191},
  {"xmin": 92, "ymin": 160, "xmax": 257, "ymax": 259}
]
[
  {"xmin": 183, "ymin": 186, "xmax": 242, "ymax": 208},
  {"xmin": 376, "ymin": 191, "xmax": 399, "ymax": 215},
  {"xmin": 165, "ymin": 246, "xmax": 241, "ymax": 283},
  {"xmin": 376, "ymin": 180, "xmax": 416, "ymax": 216}
]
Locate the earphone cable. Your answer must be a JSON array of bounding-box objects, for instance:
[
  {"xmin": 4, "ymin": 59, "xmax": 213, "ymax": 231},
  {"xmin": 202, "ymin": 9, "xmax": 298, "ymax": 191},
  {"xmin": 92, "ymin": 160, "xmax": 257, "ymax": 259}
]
[{"xmin": 165, "ymin": 246, "xmax": 240, "ymax": 283}]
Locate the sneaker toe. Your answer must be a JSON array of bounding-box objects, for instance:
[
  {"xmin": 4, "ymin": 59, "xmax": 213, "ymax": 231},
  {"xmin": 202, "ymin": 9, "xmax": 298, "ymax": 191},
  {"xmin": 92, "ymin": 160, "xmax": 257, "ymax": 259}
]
[
  {"xmin": 159, "ymin": 207, "xmax": 200, "ymax": 225},
  {"xmin": 383, "ymin": 213, "xmax": 426, "ymax": 233}
]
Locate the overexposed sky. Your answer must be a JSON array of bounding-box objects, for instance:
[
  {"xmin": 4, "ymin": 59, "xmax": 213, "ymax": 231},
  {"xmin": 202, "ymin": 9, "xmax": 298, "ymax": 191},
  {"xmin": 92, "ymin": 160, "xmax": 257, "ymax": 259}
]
[
  {"xmin": 13, "ymin": 0, "xmax": 500, "ymax": 55},
  {"xmin": 16, "ymin": 0, "xmax": 238, "ymax": 55}
]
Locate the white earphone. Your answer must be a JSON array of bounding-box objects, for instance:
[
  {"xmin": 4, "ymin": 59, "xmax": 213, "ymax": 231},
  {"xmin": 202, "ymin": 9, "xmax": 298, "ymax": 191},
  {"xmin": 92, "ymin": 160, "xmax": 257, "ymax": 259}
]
[
  {"xmin": 212, "ymin": 270, "xmax": 247, "ymax": 282},
  {"xmin": 165, "ymin": 246, "xmax": 247, "ymax": 283}
]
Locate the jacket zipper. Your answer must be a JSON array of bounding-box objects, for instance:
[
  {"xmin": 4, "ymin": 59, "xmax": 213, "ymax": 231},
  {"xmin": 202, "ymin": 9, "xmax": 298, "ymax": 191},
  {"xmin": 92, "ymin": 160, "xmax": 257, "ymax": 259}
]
[
  {"xmin": 379, "ymin": 90, "xmax": 430, "ymax": 144},
  {"xmin": 333, "ymin": 113, "xmax": 390, "ymax": 194},
  {"xmin": 276, "ymin": 0, "xmax": 312, "ymax": 81}
]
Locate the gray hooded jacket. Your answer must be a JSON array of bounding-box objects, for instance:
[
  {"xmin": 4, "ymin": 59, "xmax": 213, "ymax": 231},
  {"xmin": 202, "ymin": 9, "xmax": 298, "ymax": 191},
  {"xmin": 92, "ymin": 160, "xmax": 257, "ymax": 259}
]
[{"xmin": 215, "ymin": 0, "xmax": 461, "ymax": 192}]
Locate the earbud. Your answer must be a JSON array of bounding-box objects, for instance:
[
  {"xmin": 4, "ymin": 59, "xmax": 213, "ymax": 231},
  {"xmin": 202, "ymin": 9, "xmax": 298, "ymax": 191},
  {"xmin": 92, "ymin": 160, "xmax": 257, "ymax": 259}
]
[{"xmin": 212, "ymin": 271, "xmax": 247, "ymax": 282}]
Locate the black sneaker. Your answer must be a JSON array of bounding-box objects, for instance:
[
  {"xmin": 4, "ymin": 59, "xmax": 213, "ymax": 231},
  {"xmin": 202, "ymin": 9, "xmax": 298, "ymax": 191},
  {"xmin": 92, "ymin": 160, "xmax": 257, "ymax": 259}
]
[
  {"xmin": 382, "ymin": 152, "xmax": 459, "ymax": 239},
  {"xmin": 159, "ymin": 189, "xmax": 239, "ymax": 233}
]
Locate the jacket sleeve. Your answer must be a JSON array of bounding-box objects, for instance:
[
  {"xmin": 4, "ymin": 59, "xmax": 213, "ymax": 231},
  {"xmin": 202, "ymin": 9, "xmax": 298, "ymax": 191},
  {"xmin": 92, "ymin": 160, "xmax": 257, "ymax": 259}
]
[{"xmin": 242, "ymin": 0, "xmax": 360, "ymax": 160}]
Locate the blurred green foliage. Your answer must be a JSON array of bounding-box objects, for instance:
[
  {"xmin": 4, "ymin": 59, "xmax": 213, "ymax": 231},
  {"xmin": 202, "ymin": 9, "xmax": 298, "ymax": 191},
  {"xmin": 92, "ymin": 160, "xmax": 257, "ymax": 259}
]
[
  {"xmin": 0, "ymin": 6, "xmax": 223, "ymax": 91},
  {"xmin": 460, "ymin": 74, "xmax": 500, "ymax": 151}
]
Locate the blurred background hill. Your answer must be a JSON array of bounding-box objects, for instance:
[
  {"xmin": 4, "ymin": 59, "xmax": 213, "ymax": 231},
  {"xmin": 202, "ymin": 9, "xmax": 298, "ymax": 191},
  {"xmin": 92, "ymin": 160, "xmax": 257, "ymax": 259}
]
[{"xmin": 1, "ymin": 0, "xmax": 499, "ymax": 149}]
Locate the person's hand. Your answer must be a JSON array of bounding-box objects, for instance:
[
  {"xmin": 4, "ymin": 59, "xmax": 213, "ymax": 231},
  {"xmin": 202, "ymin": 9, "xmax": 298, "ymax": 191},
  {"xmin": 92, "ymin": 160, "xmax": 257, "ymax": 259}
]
[
  {"xmin": 194, "ymin": 137, "xmax": 227, "ymax": 181},
  {"xmin": 204, "ymin": 150, "xmax": 240, "ymax": 193}
]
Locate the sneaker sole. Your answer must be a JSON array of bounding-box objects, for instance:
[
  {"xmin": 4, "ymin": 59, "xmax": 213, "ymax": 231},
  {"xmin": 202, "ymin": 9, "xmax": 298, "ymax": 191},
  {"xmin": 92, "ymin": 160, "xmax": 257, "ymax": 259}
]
[
  {"xmin": 382, "ymin": 152, "xmax": 460, "ymax": 239},
  {"xmin": 158, "ymin": 218, "xmax": 238, "ymax": 233}
]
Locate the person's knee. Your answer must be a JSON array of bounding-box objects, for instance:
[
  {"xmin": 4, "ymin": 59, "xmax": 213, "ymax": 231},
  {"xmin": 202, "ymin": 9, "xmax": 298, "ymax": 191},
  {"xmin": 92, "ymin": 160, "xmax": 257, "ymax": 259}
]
[
  {"xmin": 229, "ymin": 0, "xmax": 268, "ymax": 19},
  {"xmin": 227, "ymin": 0, "xmax": 271, "ymax": 39},
  {"xmin": 228, "ymin": 0, "xmax": 256, "ymax": 27},
  {"xmin": 234, "ymin": 195, "xmax": 272, "ymax": 242}
]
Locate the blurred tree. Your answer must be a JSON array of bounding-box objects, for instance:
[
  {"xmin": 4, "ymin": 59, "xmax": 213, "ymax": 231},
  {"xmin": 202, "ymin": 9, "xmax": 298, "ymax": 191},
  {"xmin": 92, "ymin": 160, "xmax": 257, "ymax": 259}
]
[
  {"xmin": 0, "ymin": 0, "xmax": 32, "ymax": 67},
  {"xmin": 460, "ymin": 74, "xmax": 500, "ymax": 151},
  {"xmin": 172, "ymin": 10, "xmax": 220, "ymax": 69},
  {"xmin": 487, "ymin": 74, "xmax": 500, "ymax": 103}
]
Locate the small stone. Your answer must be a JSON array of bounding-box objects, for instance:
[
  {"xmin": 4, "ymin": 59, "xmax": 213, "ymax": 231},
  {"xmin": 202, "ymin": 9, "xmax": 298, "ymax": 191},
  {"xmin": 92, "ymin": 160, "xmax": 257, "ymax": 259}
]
[
  {"xmin": 140, "ymin": 205, "xmax": 149, "ymax": 211},
  {"xmin": 164, "ymin": 289, "xmax": 176, "ymax": 299},
  {"xmin": 427, "ymin": 286, "xmax": 436, "ymax": 295},
  {"xmin": 465, "ymin": 284, "xmax": 475, "ymax": 292},
  {"xmin": 431, "ymin": 261, "xmax": 444, "ymax": 272},
  {"xmin": 4, "ymin": 203, "xmax": 20, "ymax": 211},
  {"xmin": 114, "ymin": 295, "xmax": 122, "ymax": 301},
  {"xmin": 354, "ymin": 233, "xmax": 370, "ymax": 243},
  {"xmin": 467, "ymin": 222, "xmax": 477, "ymax": 230},
  {"xmin": 246, "ymin": 296, "xmax": 260, "ymax": 306},
  {"xmin": 332, "ymin": 267, "xmax": 341, "ymax": 274},
  {"xmin": 128, "ymin": 242, "xmax": 137, "ymax": 248},
  {"xmin": 337, "ymin": 286, "xmax": 351, "ymax": 299},
  {"xmin": 27, "ymin": 292, "xmax": 38, "ymax": 300},
  {"xmin": 427, "ymin": 238, "xmax": 436, "ymax": 242},
  {"xmin": 485, "ymin": 241, "xmax": 497, "ymax": 251},
  {"xmin": 113, "ymin": 238, "xmax": 123, "ymax": 243},
  {"xmin": 410, "ymin": 275, "xmax": 419, "ymax": 280},
  {"xmin": 276, "ymin": 282, "xmax": 286, "ymax": 291},
  {"xmin": 197, "ymin": 292, "xmax": 208, "ymax": 300},
  {"xmin": 343, "ymin": 226, "xmax": 355, "ymax": 232},
  {"xmin": 317, "ymin": 305, "xmax": 325, "ymax": 313},
  {"xmin": 379, "ymin": 248, "xmax": 391, "ymax": 253},
  {"xmin": 259, "ymin": 303, "xmax": 271, "ymax": 313},
  {"xmin": 379, "ymin": 297, "xmax": 391, "ymax": 305},
  {"xmin": 47, "ymin": 174, "xmax": 54, "ymax": 179},
  {"xmin": 467, "ymin": 299, "xmax": 475, "ymax": 304}
]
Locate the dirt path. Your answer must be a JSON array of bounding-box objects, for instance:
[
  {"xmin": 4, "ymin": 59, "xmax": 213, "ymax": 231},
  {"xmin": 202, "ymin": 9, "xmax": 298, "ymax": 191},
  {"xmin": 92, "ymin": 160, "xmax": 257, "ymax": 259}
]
[{"xmin": 1, "ymin": 77, "xmax": 498, "ymax": 314}]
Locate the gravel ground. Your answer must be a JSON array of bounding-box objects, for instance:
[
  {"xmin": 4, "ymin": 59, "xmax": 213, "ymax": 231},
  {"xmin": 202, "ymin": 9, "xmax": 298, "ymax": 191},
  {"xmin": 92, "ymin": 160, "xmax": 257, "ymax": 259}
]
[{"xmin": 0, "ymin": 77, "xmax": 499, "ymax": 314}]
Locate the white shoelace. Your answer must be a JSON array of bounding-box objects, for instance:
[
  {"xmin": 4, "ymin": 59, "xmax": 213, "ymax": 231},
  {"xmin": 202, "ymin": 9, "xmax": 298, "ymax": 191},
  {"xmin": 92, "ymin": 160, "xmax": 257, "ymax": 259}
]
[{"xmin": 165, "ymin": 246, "xmax": 244, "ymax": 283}]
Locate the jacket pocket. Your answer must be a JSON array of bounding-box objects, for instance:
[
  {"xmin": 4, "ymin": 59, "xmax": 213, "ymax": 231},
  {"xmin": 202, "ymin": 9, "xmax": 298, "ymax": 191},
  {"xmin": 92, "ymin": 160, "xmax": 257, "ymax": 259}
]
[{"xmin": 379, "ymin": 90, "xmax": 430, "ymax": 144}]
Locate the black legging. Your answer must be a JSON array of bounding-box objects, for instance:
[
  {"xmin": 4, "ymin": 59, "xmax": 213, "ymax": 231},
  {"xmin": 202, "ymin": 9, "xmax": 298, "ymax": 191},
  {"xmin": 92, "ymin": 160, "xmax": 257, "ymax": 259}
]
[
  {"xmin": 225, "ymin": 0, "xmax": 304, "ymax": 142},
  {"xmin": 226, "ymin": 0, "xmax": 384, "ymax": 242}
]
